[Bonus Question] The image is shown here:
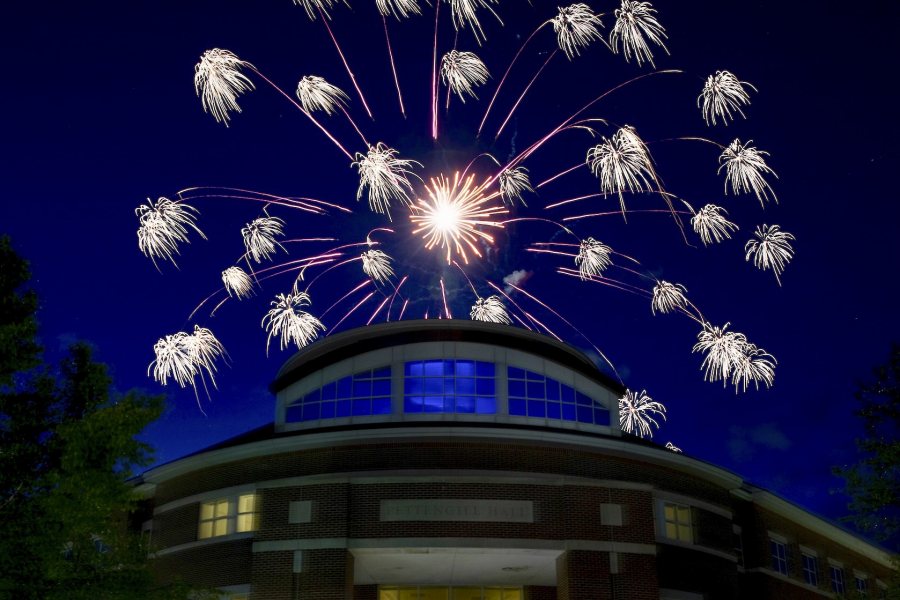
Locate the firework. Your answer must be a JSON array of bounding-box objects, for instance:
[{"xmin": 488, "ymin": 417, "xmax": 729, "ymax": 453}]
[
  {"xmin": 731, "ymin": 344, "xmax": 776, "ymax": 392},
  {"xmin": 651, "ymin": 281, "xmax": 688, "ymax": 315},
  {"xmin": 619, "ymin": 389, "xmax": 666, "ymax": 438},
  {"xmin": 242, "ymin": 214, "xmax": 286, "ymax": 264},
  {"xmin": 262, "ymin": 291, "xmax": 326, "ymax": 354},
  {"xmin": 499, "ymin": 167, "xmax": 533, "ymax": 206},
  {"xmin": 586, "ymin": 126, "xmax": 656, "ymax": 216},
  {"xmin": 690, "ymin": 203, "xmax": 739, "ymax": 245},
  {"xmin": 550, "ymin": 4, "xmax": 605, "ymax": 60},
  {"xmin": 136, "ymin": 197, "xmax": 205, "ymax": 267},
  {"xmin": 575, "ymin": 237, "xmax": 613, "ymax": 279},
  {"xmin": 665, "ymin": 441, "xmax": 682, "ymax": 453},
  {"xmin": 194, "ymin": 49, "xmax": 255, "ymax": 126},
  {"xmin": 718, "ymin": 139, "xmax": 778, "ymax": 206},
  {"xmin": 698, "ymin": 71, "xmax": 756, "ymax": 126},
  {"xmin": 441, "ymin": 50, "xmax": 490, "ymax": 102},
  {"xmin": 353, "ymin": 142, "xmax": 421, "ymax": 216},
  {"xmin": 148, "ymin": 326, "xmax": 226, "ymax": 390},
  {"xmin": 448, "ymin": 0, "xmax": 501, "ymax": 44},
  {"xmin": 410, "ymin": 172, "xmax": 507, "ymax": 264},
  {"xmin": 744, "ymin": 224, "xmax": 795, "ymax": 285},
  {"xmin": 610, "ymin": 1, "xmax": 668, "ymax": 67},
  {"xmin": 296, "ymin": 75, "xmax": 350, "ymax": 115},
  {"xmin": 692, "ymin": 322, "xmax": 774, "ymax": 389},
  {"xmin": 377, "ymin": 0, "xmax": 421, "ymax": 19},
  {"xmin": 292, "ymin": 0, "xmax": 345, "ymax": 20},
  {"xmin": 361, "ymin": 249, "xmax": 395, "ymax": 284},
  {"xmin": 470, "ymin": 295, "xmax": 511, "ymax": 324},
  {"xmin": 222, "ymin": 266, "xmax": 255, "ymax": 299}
]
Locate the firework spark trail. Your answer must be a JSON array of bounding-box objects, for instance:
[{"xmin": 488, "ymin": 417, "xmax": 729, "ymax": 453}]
[
  {"xmin": 563, "ymin": 208, "xmax": 692, "ymax": 222},
  {"xmin": 498, "ymin": 217, "xmax": 576, "ymax": 238},
  {"xmin": 431, "ymin": 0, "xmax": 441, "ymax": 139},
  {"xmin": 495, "ymin": 49, "xmax": 558, "ymax": 140},
  {"xmin": 536, "ymin": 163, "xmax": 585, "ymax": 189},
  {"xmin": 544, "ymin": 193, "xmax": 606, "ymax": 210},
  {"xmin": 399, "ymin": 298, "xmax": 410, "ymax": 320},
  {"xmin": 477, "ymin": 22, "xmax": 547, "ymax": 136},
  {"xmin": 386, "ymin": 275, "xmax": 409, "ymax": 320},
  {"xmin": 485, "ymin": 281, "xmax": 538, "ymax": 332},
  {"xmin": 318, "ymin": 6, "xmax": 373, "ymax": 119},
  {"xmin": 303, "ymin": 256, "xmax": 363, "ymax": 292},
  {"xmin": 175, "ymin": 193, "xmax": 323, "ymax": 215},
  {"xmin": 248, "ymin": 66, "xmax": 354, "ymax": 160},
  {"xmin": 440, "ymin": 278, "xmax": 452, "ymax": 318},
  {"xmin": 367, "ymin": 294, "xmax": 393, "ymax": 325},
  {"xmin": 338, "ymin": 105, "xmax": 370, "ymax": 146},
  {"xmin": 330, "ymin": 291, "xmax": 377, "ymax": 333},
  {"xmin": 321, "ymin": 280, "xmax": 371, "ymax": 319},
  {"xmin": 382, "ymin": 16, "xmax": 406, "ymax": 117},
  {"xmin": 557, "ymin": 267, "xmax": 651, "ymax": 300},
  {"xmin": 179, "ymin": 187, "xmax": 351, "ymax": 213}
]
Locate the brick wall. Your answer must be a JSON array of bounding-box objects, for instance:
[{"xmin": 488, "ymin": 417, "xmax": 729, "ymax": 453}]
[{"xmin": 151, "ymin": 537, "xmax": 252, "ymax": 588}]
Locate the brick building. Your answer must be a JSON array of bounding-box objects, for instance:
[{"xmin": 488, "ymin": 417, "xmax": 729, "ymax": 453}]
[{"xmin": 137, "ymin": 321, "xmax": 896, "ymax": 599}]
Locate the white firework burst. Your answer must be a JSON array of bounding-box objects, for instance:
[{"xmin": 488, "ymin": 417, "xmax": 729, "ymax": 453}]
[
  {"xmin": 619, "ymin": 389, "xmax": 666, "ymax": 438},
  {"xmin": 222, "ymin": 266, "xmax": 255, "ymax": 299},
  {"xmin": 691, "ymin": 203, "xmax": 738, "ymax": 245},
  {"xmin": 296, "ymin": 75, "xmax": 349, "ymax": 115},
  {"xmin": 470, "ymin": 295, "xmax": 511, "ymax": 324},
  {"xmin": 291, "ymin": 0, "xmax": 346, "ymax": 20},
  {"xmin": 447, "ymin": 0, "xmax": 501, "ymax": 44},
  {"xmin": 499, "ymin": 166, "xmax": 533, "ymax": 206},
  {"xmin": 731, "ymin": 344, "xmax": 776, "ymax": 392},
  {"xmin": 610, "ymin": 0, "xmax": 668, "ymax": 67},
  {"xmin": 183, "ymin": 325, "xmax": 228, "ymax": 387},
  {"xmin": 575, "ymin": 237, "xmax": 613, "ymax": 279},
  {"xmin": 651, "ymin": 281, "xmax": 688, "ymax": 315},
  {"xmin": 440, "ymin": 50, "xmax": 490, "ymax": 102},
  {"xmin": 718, "ymin": 139, "xmax": 778, "ymax": 206},
  {"xmin": 549, "ymin": 3, "xmax": 605, "ymax": 60},
  {"xmin": 698, "ymin": 71, "xmax": 756, "ymax": 126},
  {"xmin": 148, "ymin": 332, "xmax": 196, "ymax": 388},
  {"xmin": 242, "ymin": 214, "xmax": 286, "ymax": 264},
  {"xmin": 692, "ymin": 322, "xmax": 749, "ymax": 384},
  {"xmin": 353, "ymin": 142, "xmax": 421, "ymax": 217},
  {"xmin": 361, "ymin": 249, "xmax": 395, "ymax": 284},
  {"xmin": 586, "ymin": 125, "xmax": 656, "ymax": 216},
  {"xmin": 665, "ymin": 441, "xmax": 682, "ymax": 453},
  {"xmin": 194, "ymin": 49, "xmax": 255, "ymax": 126},
  {"xmin": 377, "ymin": 0, "xmax": 422, "ymax": 19},
  {"xmin": 744, "ymin": 224, "xmax": 795, "ymax": 285},
  {"xmin": 261, "ymin": 291, "xmax": 326, "ymax": 354},
  {"xmin": 136, "ymin": 197, "xmax": 205, "ymax": 267}
]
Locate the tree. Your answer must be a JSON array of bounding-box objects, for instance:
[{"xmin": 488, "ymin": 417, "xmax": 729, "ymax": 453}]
[
  {"xmin": 836, "ymin": 343, "xmax": 900, "ymax": 597},
  {"xmin": 0, "ymin": 236, "xmax": 207, "ymax": 599}
]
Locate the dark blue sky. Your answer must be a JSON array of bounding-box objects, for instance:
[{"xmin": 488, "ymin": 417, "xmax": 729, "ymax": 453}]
[{"xmin": 2, "ymin": 1, "xmax": 898, "ymax": 542}]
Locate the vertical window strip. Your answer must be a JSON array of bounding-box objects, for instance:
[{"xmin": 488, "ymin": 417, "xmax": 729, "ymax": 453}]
[{"xmin": 770, "ymin": 539, "xmax": 788, "ymax": 575}]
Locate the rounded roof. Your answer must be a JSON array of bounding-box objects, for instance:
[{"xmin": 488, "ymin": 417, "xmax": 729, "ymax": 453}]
[{"xmin": 271, "ymin": 320, "xmax": 624, "ymax": 394}]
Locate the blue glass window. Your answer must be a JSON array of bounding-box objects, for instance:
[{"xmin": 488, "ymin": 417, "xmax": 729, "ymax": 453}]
[
  {"xmin": 285, "ymin": 366, "xmax": 392, "ymax": 423},
  {"xmin": 507, "ymin": 367, "xmax": 610, "ymax": 426},
  {"xmin": 403, "ymin": 360, "xmax": 497, "ymax": 414}
]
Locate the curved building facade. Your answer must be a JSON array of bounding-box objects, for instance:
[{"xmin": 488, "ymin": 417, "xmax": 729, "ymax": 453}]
[{"xmin": 138, "ymin": 321, "xmax": 895, "ymax": 599}]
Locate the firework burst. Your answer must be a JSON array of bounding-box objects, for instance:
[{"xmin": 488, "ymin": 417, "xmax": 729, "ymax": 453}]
[
  {"xmin": 698, "ymin": 70, "xmax": 756, "ymax": 126},
  {"xmin": 353, "ymin": 142, "xmax": 421, "ymax": 217},
  {"xmin": 744, "ymin": 224, "xmax": 795, "ymax": 285},
  {"xmin": 296, "ymin": 75, "xmax": 350, "ymax": 115},
  {"xmin": 718, "ymin": 139, "xmax": 778, "ymax": 206},
  {"xmin": 619, "ymin": 389, "xmax": 666, "ymax": 438},
  {"xmin": 377, "ymin": 0, "xmax": 421, "ymax": 19},
  {"xmin": 692, "ymin": 322, "xmax": 774, "ymax": 390},
  {"xmin": 690, "ymin": 203, "xmax": 739, "ymax": 245},
  {"xmin": 136, "ymin": 197, "xmax": 205, "ymax": 267},
  {"xmin": 262, "ymin": 291, "xmax": 326, "ymax": 354},
  {"xmin": 242, "ymin": 214, "xmax": 286, "ymax": 264},
  {"xmin": 410, "ymin": 172, "xmax": 507, "ymax": 264},
  {"xmin": 448, "ymin": 0, "xmax": 501, "ymax": 45},
  {"xmin": 441, "ymin": 50, "xmax": 490, "ymax": 102},
  {"xmin": 549, "ymin": 4, "xmax": 605, "ymax": 60},
  {"xmin": 470, "ymin": 295, "xmax": 511, "ymax": 324},
  {"xmin": 586, "ymin": 126, "xmax": 656, "ymax": 216},
  {"xmin": 292, "ymin": 0, "xmax": 346, "ymax": 20},
  {"xmin": 651, "ymin": 281, "xmax": 688, "ymax": 315},
  {"xmin": 610, "ymin": 1, "xmax": 668, "ymax": 67},
  {"xmin": 194, "ymin": 49, "xmax": 255, "ymax": 126},
  {"xmin": 575, "ymin": 237, "xmax": 613, "ymax": 279},
  {"xmin": 499, "ymin": 167, "xmax": 533, "ymax": 206},
  {"xmin": 222, "ymin": 266, "xmax": 255, "ymax": 299},
  {"xmin": 361, "ymin": 249, "xmax": 395, "ymax": 284},
  {"xmin": 148, "ymin": 326, "xmax": 226, "ymax": 391}
]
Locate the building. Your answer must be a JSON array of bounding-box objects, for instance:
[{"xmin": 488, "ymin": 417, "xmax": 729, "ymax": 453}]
[{"xmin": 137, "ymin": 320, "xmax": 896, "ymax": 599}]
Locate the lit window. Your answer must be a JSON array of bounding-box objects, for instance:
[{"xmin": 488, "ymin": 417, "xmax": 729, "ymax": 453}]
[
  {"xmin": 801, "ymin": 553, "xmax": 818, "ymax": 586},
  {"xmin": 662, "ymin": 502, "xmax": 693, "ymax": 543},
  {"xmin": 285, "ymin": 367, "xmax": 391, "ymax": 422},
  {"xmin": 507, "ymin": 367, "xmax": 609, "ymax": 425},
  {"xmin": 404, "ymin": 360, "xmax": 496, "ymax": 414},
  {"xmin": 770, "ymin": 539, "xmax": 788, "ymax": 575},
  {"xmin": 830, "ymin": 565, "xmax": 845, "ymax": 594},
  {"xmin": 198, "ymin": 493, "xmax": 259, "ymax": 539},
  {"xmin": 855, "ymin": 575, "xmax": 867, "ymax": 596}
]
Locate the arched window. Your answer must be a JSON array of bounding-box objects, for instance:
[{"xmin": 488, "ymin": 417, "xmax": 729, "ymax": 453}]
[
  {"xmin": 284, "ymin": 367, "xmax": 392, "ymax": 423},
  {"xmin": 403, "ymin": 360, "xmax": 497, "ymax": 414},
  {"xmin": 507, "ymin": 366, "xmax": 610, "ymax": 426}
]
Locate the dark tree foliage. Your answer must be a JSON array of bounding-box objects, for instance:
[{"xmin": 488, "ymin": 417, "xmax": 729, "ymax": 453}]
[{"xmin": 0, "ymin": 237, "xmax": 211, "ymax": 599}]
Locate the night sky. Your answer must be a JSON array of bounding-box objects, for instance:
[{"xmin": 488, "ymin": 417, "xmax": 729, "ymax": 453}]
[{"xmin": 2, "ymin": 1, "xmax": 898, "ymax": 544}]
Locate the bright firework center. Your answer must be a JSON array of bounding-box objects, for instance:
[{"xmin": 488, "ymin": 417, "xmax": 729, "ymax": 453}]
[{"xmin": 139, "ymin": 321, "xmax": 896, "ymax": 599}]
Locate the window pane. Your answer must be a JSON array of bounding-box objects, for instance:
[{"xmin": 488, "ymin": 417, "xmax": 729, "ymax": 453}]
[
  {"xmin": 352, "ymin": 398, "xmax": 370, "ymax": 415},
  {"xmin": 678, "ymin": 525, "xmax": 692, "ymax": 541},
  {"xmin": 305, "ymin": 388, "xmax": 320, "ymax": 402},
  {"xmin": 664, "ymin": 505, "xmax": 675, "ymax": 520},
  {"xmin": 476, "ymin": 396, "xmax": 496, "ymax": 414},
  {"xmin": 576, "ymin": 405, "xmax": 593, "ymax": 423},
  {"xmin": 353, "ymin": 380, "xmax": 372, "ymax": 397},
  {"xmin": 238, "ymin": 494, "xmax": 255, "ymax": 513},
  {"xmin": 423, "ymin": 396, "xmax": 443, "ymax": 412},
  {"xmin": 236, "ymin": 513, "xmax": 255, "ymax": 532},
  {"xmin": 509, "ymin": 380, "xmax": 526, "ymax": 398},
  {"xmin": 509, "ymin": 398, "xmax": 526, "ymax": 416},
  {"xmin": 561, "ymin": 404, "xmax": 576, "ymax": 421},
  {"xmin": 372, "ymin": 396, "xmax": 391, "ymax": 414},
  {"xmin": 526, "ymin": 370, "xmax": 544, "ymax": 381},
  {"xmin": 475, "ymin": 362, "xmax": 495, "ymax": 377},
  {"xmin": 423, "ymin": 361, "xmax": 444, "ymax": 376},
  {"xmin": 456, "ymin": 378, "xmax": 476, "ymax": 395},
  {"xmin": 424, "ymin": 378, "xmax": 443, "ymax": 394},
  {"xmin": 302, "ymin": 403, "xmax": 320, "ymax": 421},
  {"xmin": 677, "ymin": 506, "xmax": 691, "ymax": 523},
  {"xmin": 576, "ymin": 391, "xmax": 592, "ymax": 405},
  {"xmin": 198, "ymin": 521, "xmax": 212, "ymax": 539},
  {"xmin": 508, "ymin": 367, "xmax": 525, "ymax": 379},
  {"xmin": 456, "ymin": 396, "xmax": 475, "ymax": 413},
  {"xmin": 200, "ymin": 502, "xmax": 214, "ymax": 520},
  {"xmin": 455, "ymin": 361, "xmax": 475, "ymax": 376},
  {"xmin": 336, "ymin": 399, "xmax": 351, "ymax": 417},
  {"xmin": 336, "ymin": 376, "xmax": 352, "ymax": 398},
  {"xmin": 527, "ymin": 399, "xmax": 546, "ymax": 418},
  {"xmin": 546, "ymin": 402, "xmax": 561, "ymax": 419},
  {"xmin": 665, "ymin": 522, "xmax": 677, "ymax": 539},
  {"xmin": 215, "ymin": 500, "xmax": 229, "ymax": 517},
  {"xmin": 452, "ymin": 587, "xmax": 482, "ymax": 600},
  {"xmin": 322, "ymin": 382, "xmax": 336, "ymax": 400},
  {"xmin": 406, "ymin": 362, "xmax": 422, "ymax": 377},
  {"xmin": 373, "ymin": 379, "xmax": 391, "ymax": 396},
  {"xmin": 561, "ymin": 385, "xmax": 575, "ymax": 403},
  {"xmin": 213, "ymin": 518, "xmax": 229, "ymax": 537},
  {"xmin": 593, "ymin": 408, "xmax": 610, "ymax": 425},
  {"xmin": 373, "ymin": 366, "xmax": 391, "ymax": 378},
  {"xmin": 527, "ymin": 381, "xmax": 544, "ymax": 399},
  {"xmin": 405, "ymin": 396, "xmax": 423, "ymax": 412},
  {"xmin": 406, "ymin": 378, "xmax": 423, "ymax": 394},
  {"xmin": 285, "ymin": 406, "xmax": 303, "ymax": 422},
  {"xmin": 476, "ymin": 379, "xmax": 495, "ymax": 395},
  {"xmin": 320, "ymin": 402, "xmax": 335, "ymax": 418},
  {"xmin": 546, "ymin": 380, "xmax": 560, "ymax": 400}
]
